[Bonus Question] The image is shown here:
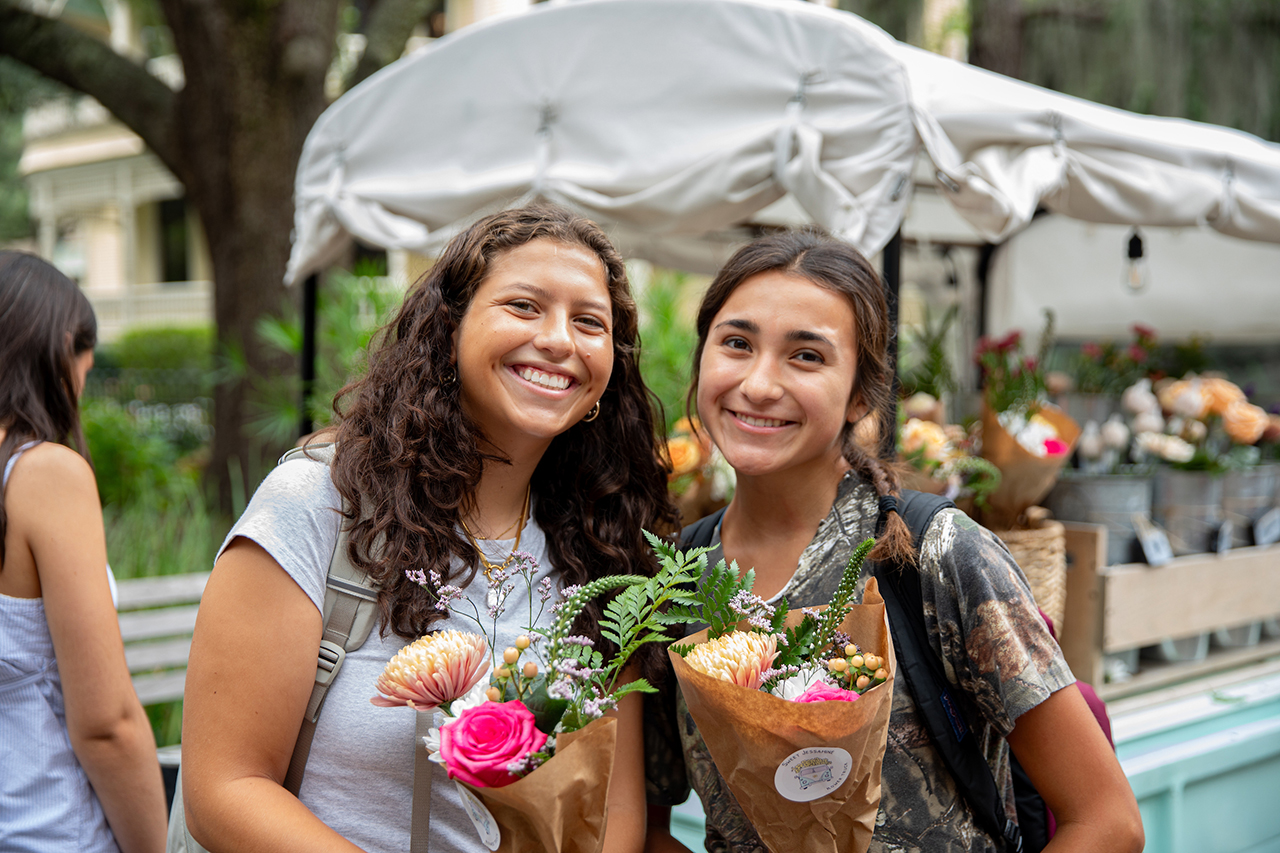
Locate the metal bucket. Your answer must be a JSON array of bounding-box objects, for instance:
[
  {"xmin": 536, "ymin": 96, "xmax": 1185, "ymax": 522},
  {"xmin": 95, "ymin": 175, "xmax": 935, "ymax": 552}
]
[
  {"xmin": 1141, "ymin": 634, "xmax": 1210, "ymax": 663},
  {"xmin": 1045, "ymin": 473, "xmax": 1153, "ymax": 565},
  {"xmin": 1221, "ymin": 464, "xmax": 1279, "ymax": 548},
  {"xmin": 1058, "ymin": 393, "xmax": 1118, "ymax": 430},
  {"xmin": 1152, "ymin": 469, "xmax": 1224, "ymax": 555}
]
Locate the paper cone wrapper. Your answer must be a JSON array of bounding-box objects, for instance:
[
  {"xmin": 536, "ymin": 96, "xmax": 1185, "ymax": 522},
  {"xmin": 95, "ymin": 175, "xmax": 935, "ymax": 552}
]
[
  {"xmin": 980, "ymin": 403, "xmax": 1080, "ymax": 529},
  {"xmin": 458, "ymin": 715, "xmax": 617, "ymax": 853},
  {"xmin": 670, "ymin": 577, "xmax": 895, "ymax": 853}
]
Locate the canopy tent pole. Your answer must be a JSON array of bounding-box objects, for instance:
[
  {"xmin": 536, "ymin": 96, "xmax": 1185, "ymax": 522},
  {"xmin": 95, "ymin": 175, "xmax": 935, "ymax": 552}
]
[
  {"xmin": 299, "ymin": 273, "xmax": 318, "ymax": 439},
  {"xmin": 880, "ymin": 228, "xmax": 902, "ymax": 459}
]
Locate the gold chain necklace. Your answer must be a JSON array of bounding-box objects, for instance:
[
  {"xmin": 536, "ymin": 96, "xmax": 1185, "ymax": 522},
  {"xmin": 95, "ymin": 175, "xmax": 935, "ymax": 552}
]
[{"xmin": 460, "ymin": 484, "xmax": 531, "ymax": 581}]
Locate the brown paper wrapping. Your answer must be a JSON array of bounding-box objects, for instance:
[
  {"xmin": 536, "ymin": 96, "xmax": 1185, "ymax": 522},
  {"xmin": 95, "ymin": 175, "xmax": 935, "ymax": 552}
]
[
  {"xmin": 979, "ymin": 403, "xmax": 1080, "ymax": 529},
  {"xmin": 460, "ymin": 715, "xmax": 617, "ymax": 853},
  {"xmin": 670, "ymin": 578, "xmax": 895, "ymax": 853}
]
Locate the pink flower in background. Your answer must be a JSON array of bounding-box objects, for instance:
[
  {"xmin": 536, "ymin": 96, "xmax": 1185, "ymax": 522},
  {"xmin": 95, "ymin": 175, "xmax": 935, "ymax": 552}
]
[
  {"xmin": 793, "ymin": 681, "xmax": 860, "ymax": 704},
  {"xmin": 1043, "ymin": 438, "xmax": 1070, "ymax": 456},
  {"xmin": 440, "ymin": 700, "xmax": 548, "ymax": 788},
  {"xmin": 372, "ymin": 630, "xmax": 489, "ymax": 713}
]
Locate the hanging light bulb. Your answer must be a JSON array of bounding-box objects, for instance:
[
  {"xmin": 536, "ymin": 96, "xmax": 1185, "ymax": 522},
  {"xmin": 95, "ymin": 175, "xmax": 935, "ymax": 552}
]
[{"xmin": 1124, "ymin": 229, "xmax": 1149, "ymax": 293}]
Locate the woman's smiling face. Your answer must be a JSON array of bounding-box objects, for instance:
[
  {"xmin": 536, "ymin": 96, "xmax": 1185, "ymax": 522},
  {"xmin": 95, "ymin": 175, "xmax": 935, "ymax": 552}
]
[
  {"xmin": 453, "ymin": 238, "xmax": 614, "ymax": 458},
  {"xmin": 696, "ymin": 270, "xmax": 861, "ymax": 480}
]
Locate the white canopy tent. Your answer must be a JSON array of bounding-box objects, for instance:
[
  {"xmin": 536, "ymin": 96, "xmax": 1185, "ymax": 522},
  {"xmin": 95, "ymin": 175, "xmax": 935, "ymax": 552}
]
[{"xmin": 286, "ymin": 0, "xmax": 1280, "ymax": 286}]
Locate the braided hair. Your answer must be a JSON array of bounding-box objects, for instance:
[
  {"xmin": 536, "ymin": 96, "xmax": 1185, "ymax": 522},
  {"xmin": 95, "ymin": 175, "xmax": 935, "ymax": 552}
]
[{"xmin": 686, "ymin": 229, "xmax": 916, "ymax": 565}]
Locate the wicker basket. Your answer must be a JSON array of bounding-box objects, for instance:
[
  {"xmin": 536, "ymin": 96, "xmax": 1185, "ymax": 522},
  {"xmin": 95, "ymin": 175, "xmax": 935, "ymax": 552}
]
[{"xmin": 993, "ymin": 519, "xmax": 1067, "ymax": 631}]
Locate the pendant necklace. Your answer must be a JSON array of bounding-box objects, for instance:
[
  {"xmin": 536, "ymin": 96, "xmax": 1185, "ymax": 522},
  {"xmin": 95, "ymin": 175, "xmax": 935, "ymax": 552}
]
[{"xmin": 460, "ymin": 484, "xmax": 531, "ymax": 608}]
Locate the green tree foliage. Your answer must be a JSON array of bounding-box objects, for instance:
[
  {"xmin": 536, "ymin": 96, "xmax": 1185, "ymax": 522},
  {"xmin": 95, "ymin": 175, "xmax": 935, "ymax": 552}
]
[{"xmin": 971, "ymin": 0, "xmax": 1280, "ymax": 142}]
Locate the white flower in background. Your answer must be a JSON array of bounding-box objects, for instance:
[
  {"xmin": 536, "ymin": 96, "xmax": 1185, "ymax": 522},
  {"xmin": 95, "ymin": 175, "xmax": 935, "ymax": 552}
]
[
  {"xmin": 707, "ymin": 447, "xmax": 736, "ymax": 502},
  {"xmin": 1100, "ymin": 414, "xmax": 1130, "ymax": 450},
  {"xmin": 768, "ymin": 666, "xmax": 831, "ymax": 701},
  {"xmin": 1077, "ymin": 421, "xmax": 1104, "ymax": 460},
  {"xmin": 1121, "ymin": 379, "xmax": 1160, "ymax": 416},
  {"xmin": 1131, "ymin": 409, "xmax": 1164, "ymax": 435},
  {"xmin": 1133, "ymin": 432, "xmax": 1195, "ymax": 464}
]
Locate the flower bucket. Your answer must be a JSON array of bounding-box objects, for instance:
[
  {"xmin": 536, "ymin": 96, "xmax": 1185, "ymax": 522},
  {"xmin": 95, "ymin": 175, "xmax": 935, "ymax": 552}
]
[
  {"xmin": 1044, "ymin": 472, "xmax": 1153, "ymax": 566},
  {"xmin": 1221, "ymin": 464, "xmax": 1279, "ymax": 548},
  {"xmin": 991, "ymin": 518, "xmax": 1068, "ymax": 630},
  {"xmin": 1058, "ymin": 393, "xmax": 1118, "ymax": 431},
  {"xmin": 1152, "ymin": 469, "xmax": 1225, "ymax": 556}
]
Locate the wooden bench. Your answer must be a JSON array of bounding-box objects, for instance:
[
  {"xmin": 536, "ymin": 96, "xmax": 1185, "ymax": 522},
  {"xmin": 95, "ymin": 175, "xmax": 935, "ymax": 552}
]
[{"xmin": 117, "ymin": 570, "xmax": 210, "ymax": 808}]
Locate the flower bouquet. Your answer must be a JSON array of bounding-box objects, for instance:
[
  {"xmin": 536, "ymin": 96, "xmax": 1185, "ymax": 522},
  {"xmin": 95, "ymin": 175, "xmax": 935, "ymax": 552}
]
[
  {"xmin": 665, "ymin": 538, "xmax": 895, "ymax": 853},
  {"xmin": 374, "ymin": 550, "xmax": 701, "ymax": 853},
  {"xmin": 974, "ymin": 314, "xmax": 1080, "ymax": 529},
  {"xmin": 898, "ymin": 414, "xmax": 1001, "ymax": 514}
]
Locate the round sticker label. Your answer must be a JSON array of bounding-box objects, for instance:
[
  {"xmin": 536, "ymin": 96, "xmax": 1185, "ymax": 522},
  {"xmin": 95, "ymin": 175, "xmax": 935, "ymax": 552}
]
[
  {"xmin": 774, "ymin": 746, "xmax": 854, "ymax": 802},
  {"xmin": 454, "ymin": 780, "xmax": 501, "ymax": 850}
]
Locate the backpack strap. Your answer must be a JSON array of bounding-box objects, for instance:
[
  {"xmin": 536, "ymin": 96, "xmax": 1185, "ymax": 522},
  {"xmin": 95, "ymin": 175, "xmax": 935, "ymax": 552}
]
[
  {"xmin": 872, "ymin": 491, "xmax": 1026, "ymax": 853},
  {"xmin": 277, "ymin": 444, "xmax": 381, "ymax": 797}
]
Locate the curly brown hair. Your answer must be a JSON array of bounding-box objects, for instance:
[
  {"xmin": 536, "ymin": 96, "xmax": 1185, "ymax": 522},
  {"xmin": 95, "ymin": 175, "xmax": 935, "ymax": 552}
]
[
  {"xmin": 330, "ymin": 204, "xmax": 680, "ymax": 667},
  {"xmin": 686, "ymin": 229, "xmax": 916, "ymax": 566}
]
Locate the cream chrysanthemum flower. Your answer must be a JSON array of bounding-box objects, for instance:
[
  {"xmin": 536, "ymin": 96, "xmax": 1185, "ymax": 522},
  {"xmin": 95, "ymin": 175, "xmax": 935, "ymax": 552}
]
[
  {"xmin": 372, "ymin": 630, "xmax": 489, "ymax": 712},
  {"xmin": 683, "ymin": 632, "xmax": 779, "ymax": 690}
]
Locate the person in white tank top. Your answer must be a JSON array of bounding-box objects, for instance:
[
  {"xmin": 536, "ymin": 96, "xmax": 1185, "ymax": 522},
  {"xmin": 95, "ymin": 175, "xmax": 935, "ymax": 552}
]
[{"xmin": 0, "ymin": 251, "xmax": 167, "ymax": 853}]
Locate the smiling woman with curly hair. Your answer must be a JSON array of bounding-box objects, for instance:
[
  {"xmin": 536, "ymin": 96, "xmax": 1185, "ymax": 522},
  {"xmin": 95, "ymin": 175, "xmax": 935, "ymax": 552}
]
[{"xmin": 180, "ymin": 203, "xmax": 678, "ymax": 853}]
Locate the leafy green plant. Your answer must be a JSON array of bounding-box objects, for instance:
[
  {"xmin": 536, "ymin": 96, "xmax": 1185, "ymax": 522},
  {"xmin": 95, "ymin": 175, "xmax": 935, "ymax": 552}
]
[
  {"xmin": 638, "ymin": 269, "xmax": 700, "ymax": 430},
  {"xmin": 88, "ymin": 325, "xmax": 215, "ymax": 405},
  {"xmin": 250, "ymin": 263, "xmax": 403, "ymax": 445},
  {"xmin": 900, "ymin": 304, "xmax": 959, "ymax": 400}
]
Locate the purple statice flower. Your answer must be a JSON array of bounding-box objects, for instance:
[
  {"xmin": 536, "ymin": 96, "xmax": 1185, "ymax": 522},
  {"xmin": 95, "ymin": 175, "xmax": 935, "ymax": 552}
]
[
  {"xmin": 546, "ymin": 677, "xmax": 576, "ymax": 702},
  {"xmin": 405, "ymin": 568, "xmax": 429, "ymax": 586},
  {"xmin": 537, "ymin": 576, "xmax": 554, "ymax": 603},
  {"xmin": 801, "ymin": 607, "xmax": 821, "ymax": 621},
  {"xmin": 559, "ymin": 635, "xmax": 594, "ymax": 647},
  {"xmin": 831, "ymin": 631, "xmax": 852, "ymax": 651},
  {"xmin": 761, "ymin": 664, "xmax": 800, "ymax": 683},
  {"xmin": 554, "ymin": 658, "xmax": 602, "ymax": 681},
  {"xmin": 582, "ymin": 694, "xmax": 617, "ymax": 720},
  {"xmin": 550, "ymin": 585, "xmax": 584, "ymax": 618}
]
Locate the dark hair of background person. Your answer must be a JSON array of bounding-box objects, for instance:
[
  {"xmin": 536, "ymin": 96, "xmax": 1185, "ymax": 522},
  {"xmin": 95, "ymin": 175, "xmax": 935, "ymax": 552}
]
[
  {"xmin": 685, "ymin": 229, "xmax": 917, "ymax": 566},
  {"xmin": 330, "ymin": 203, "xmax": 680, "ymax": 676},
  {"xmin": 0, "ymin": 251, "xmax": 98, "ymax": 564}
]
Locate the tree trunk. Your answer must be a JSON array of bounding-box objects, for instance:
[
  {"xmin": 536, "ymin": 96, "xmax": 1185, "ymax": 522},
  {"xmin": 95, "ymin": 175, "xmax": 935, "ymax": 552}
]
[
  {"xmin": 969, "ymin": 0, "xmax": 1025, "ymax": 78},
  {"xmin": 159, "ymin": 0, "xmax": 340, "ymax": 509}
]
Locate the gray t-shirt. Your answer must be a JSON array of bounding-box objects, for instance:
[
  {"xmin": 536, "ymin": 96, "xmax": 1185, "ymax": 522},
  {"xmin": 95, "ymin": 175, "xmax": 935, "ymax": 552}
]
[{"xmin": 217, "ymin": 455, "xmax": 559, "ymax": 853}]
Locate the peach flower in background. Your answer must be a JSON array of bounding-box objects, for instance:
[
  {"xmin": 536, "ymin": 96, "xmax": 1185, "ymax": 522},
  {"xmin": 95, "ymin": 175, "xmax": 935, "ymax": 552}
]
[
  {"xmin": 1223, "ymin": 400, "xmax": 1269, "ymax": 445},
  {"xmin": 666, "ymin": 434, "xmax": 705, "ymax": 478},
  {"xmin": 1159, "ymin": 378, "xmax": 1209, "ymax": 420},
  {"xmin": 372, "ymin": 629, "xmax": 489, "ymax": 712},
  {"xmin": 683, "ymin": 631, "xmax": 779, "ymax": 690},
  {"xmin": 1201, "ymin": 377, "xmax": 1247, "ymax": 417},
  {"xmin": 901, "ymin": 418, "xmax": 953, "ymax": 464}
]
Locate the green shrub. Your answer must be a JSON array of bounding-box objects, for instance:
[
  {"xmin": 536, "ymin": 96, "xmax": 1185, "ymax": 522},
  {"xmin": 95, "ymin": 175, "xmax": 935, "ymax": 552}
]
[
  {"xmin": 638, "ymin": 269, "xmax": 700, "ymax": 430},
  {"xmin": 88, "ymin": 325, "xmax": 215, "ymax": 405}
]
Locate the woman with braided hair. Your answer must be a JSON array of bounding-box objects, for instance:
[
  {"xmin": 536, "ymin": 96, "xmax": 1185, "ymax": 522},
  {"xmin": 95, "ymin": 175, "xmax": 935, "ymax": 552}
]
[{"xmin": 644, "ymin": 230, "xmax": 1142, "ymax": 853}]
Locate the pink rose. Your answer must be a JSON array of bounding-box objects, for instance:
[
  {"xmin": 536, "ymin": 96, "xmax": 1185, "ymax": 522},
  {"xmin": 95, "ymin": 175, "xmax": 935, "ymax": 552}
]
[
  {"xmin": 1043, "ymin": 438, "xmax": 1070, "ymax": 456},
  {"xmin": 793, "ymin": 681, "xmax": 860, "ymax": 703},
  {"xmin": 439, "ymin": 700, "xmax": 548, "ymax": 788}
]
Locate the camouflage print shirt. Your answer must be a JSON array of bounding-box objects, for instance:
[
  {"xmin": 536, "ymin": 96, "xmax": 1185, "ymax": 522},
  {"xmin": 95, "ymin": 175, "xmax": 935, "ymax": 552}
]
[{"xmin": 670, "ymin": 474, "xmax": 1075, "ymax": 852}]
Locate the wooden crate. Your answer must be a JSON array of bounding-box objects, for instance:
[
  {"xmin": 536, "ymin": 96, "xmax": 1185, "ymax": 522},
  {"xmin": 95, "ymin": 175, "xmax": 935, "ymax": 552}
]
[{"xmin": 1057, "ymin": 523, "xmax": 1280, "ymax": 698}]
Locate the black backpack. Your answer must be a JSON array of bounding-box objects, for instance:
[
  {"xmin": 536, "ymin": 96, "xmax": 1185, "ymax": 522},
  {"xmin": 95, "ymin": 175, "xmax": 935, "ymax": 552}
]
[{"xmin": 679, "ymin": 493, "xmax": 1049, "ymax": 853}]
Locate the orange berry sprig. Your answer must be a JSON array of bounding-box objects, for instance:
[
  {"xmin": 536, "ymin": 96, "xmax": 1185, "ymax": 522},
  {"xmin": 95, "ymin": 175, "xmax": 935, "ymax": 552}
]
[{"xmin": 825, "ymin": 643, "xmax": 889, "ymax": 694}]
